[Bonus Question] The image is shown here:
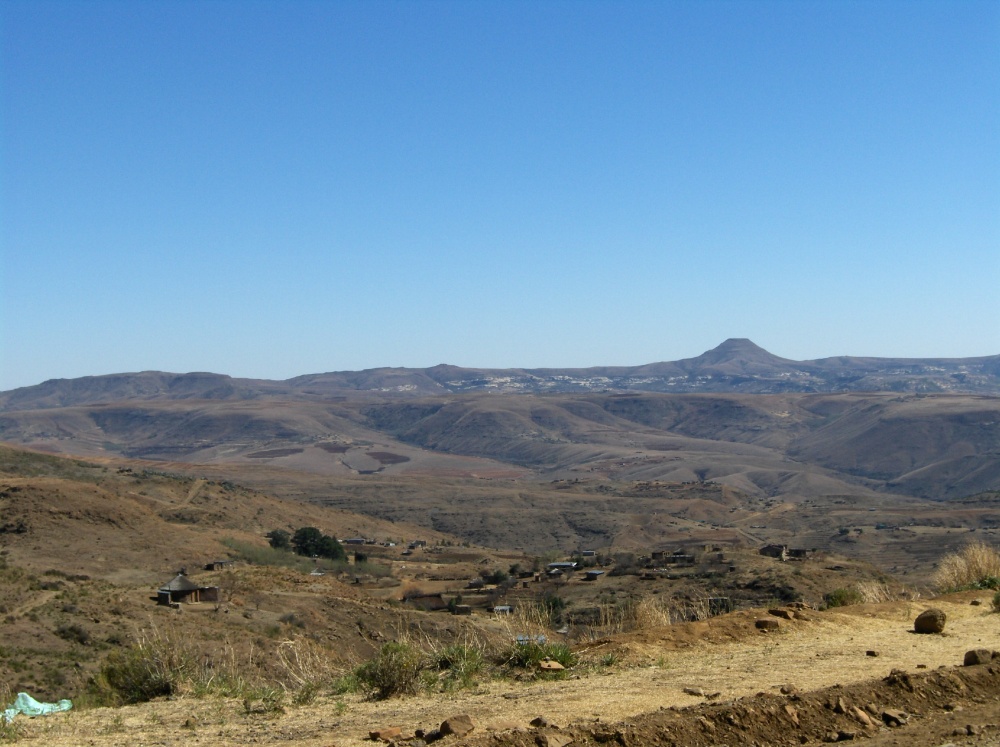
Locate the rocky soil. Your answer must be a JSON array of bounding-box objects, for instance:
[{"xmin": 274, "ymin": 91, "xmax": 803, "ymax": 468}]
[{"xmin": 5, "ymin": 596, "xmax": 999, "ymax": 747}]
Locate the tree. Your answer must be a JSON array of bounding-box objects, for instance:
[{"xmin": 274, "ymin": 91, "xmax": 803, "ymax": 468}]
[
  {"xmin": 292, "ymin": 527, "xmax": 325, "ymax": 557},
  {"xmin": 266, "ymin": 529, "xmax": 291, "ymax": 551},
  {"xmin": 290, "ymin": 527, "xmax": 346, "ymax": 561}
]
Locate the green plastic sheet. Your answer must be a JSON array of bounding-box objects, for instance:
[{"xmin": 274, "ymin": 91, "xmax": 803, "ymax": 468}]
[{"xmin": 2, "ymin": 692, "xmax": 72, "ymax": 723}]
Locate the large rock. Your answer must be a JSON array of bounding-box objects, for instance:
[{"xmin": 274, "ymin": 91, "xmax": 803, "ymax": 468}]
[
  {"xmin": 963, "ymin": 649, "xmax": 995, "ymax": 666},
  {"xmin": 440, "ymin": 714, "xmax": 476, "ymax": 738},
  {"xmin": 913, "ymin": 608, "xmax": 946, "ymax": 634},
  {"xmin": 756, "ymin": 618, "xmax": 780, "ymax": 631}
]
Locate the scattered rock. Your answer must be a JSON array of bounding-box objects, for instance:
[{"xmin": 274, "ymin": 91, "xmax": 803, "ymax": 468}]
[
  {"xmin": 833, "ymin": 697, "xmax": 848, "ymax": 714},
  {"xmin": 369, "ymin": 726, "xmax": 402, "ymax": 742},
  {"xmin": 780, "ymin": 684, "xmax": 798, "ymax": 695},
  {"xmin": 865, "ymin": 650, "xmax": 879, "ymax": 657},
  {"xmin": 914, "ymin": 608, "xmax": 946, "ymax": 634},
  {"xmin": 851, "ymin": 706, "xmax": 873, "ymax": 727},
  {"xmin": 530, "ymin": 716, "xmax": 555, "ymax": 729},
  {"xmin": 756, "ymin": 618, "xmax": 780, "ymax": 631},
  {"xmin": 439, "ymin": 715, "xmax": 475, "ymax": 738},
  {"xmin": 489, "ymin": 721, "xmax": 524, "ymax": 732},
  {"xmin": 881, "ymin": 709, "xmax": 908, "ymax": 727},
  {"xmin": 964, "ymin": 649, "xmax": 994, "ymax": 666},
  {"xmin": 784, "ymin": 704, "xmax": 800, "ymax": 726},
  {"xmin": 970, "ymin": 599, "xmax": 982, "ymax": 606},
  {"xmin": 535, "ymin": 734, "xmax": 574, "ymax": 747},
  {"xmin": 769, "ymin": 608, "xmax": 796, "ymax": 620},
  {"xmin": 539, "ymin": 658, "xmax": 565, "ymax": 671},
  {"xmin": 683, "ymin": 687, "xmax": 705, "ymax": 697}
]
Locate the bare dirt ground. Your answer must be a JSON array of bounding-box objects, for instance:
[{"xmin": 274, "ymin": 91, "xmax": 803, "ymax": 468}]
[{"xmin": 7, "ymin": 596, "xmax": 999, "ymax": 747}]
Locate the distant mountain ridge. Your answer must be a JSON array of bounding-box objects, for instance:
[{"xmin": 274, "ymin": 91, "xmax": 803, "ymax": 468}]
[{"xmin": 3, "ymin": 339, "xmax": 999, "ymax": 411}]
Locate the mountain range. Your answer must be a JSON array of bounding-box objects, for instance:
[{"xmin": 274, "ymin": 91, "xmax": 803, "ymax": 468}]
[{"xmin": 3, "ymin": 339, "xmax": 999, "ymax": 411}]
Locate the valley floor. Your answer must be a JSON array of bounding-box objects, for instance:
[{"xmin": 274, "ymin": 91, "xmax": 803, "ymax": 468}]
[{"xmin": 7, "ymin": 596, "xmax": 1000, "ymax": 747}]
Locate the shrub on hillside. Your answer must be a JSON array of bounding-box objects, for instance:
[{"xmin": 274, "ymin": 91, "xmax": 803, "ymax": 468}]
[
  {"xmin": 934, "ymin": 541, "xmax": 1000, "ymax": 592},
  {"xmin": 93, "ymin": 637, "xmax": 183, "ymax": 705},
  {"xmin": 496, "ymin": 639, "xmax": 576, "ymax": 670},
  {"xmin": 823, "ymin": 587, "xmax": 863, "ymax": 608},
  {"xmin": 355, "ymin": 642, "xmax": 426, "ymax": 700},
  {"xmin": 433, "ymin": 643, "xmax": 484, "ymax": 689}
]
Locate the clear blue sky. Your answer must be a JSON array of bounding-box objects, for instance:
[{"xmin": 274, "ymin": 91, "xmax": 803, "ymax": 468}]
[{"xmin": 2, "ymin": 0, "xmax": 998, "ymax": 391}]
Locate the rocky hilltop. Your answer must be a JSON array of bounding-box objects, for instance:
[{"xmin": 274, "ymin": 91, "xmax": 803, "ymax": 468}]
[{"xmin": 2, "ymin": 340, "xmax": 999, "ymax": 411}]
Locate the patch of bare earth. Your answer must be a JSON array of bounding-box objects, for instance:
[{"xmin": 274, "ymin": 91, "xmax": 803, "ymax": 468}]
[{"xmin": 8, "ymin": 597, "xmax": 1000, "ymax": 747}]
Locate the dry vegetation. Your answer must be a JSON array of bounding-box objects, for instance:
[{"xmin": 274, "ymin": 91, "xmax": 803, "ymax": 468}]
[{"xmin": 933, "ymin": 540, "xmax": 1000, "ymax": 592}]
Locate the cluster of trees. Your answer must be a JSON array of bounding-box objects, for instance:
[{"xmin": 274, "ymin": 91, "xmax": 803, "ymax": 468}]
[{"xmin": 266, "ymin": 527, "xmax": 345, "ymax": 561}]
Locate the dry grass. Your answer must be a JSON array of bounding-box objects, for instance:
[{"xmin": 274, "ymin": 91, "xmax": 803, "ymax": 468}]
[
  {"xmin": 933, "ymin": 541, "xmax": 1000, "ymax": 591},
  {"xmin": 6, "ymin": 598, "xmax": 998, "ymax": 747}
]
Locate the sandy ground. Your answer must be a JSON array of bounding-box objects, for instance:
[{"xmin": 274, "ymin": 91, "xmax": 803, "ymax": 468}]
[{"xmin": 6, "ymin": 597, "xmax": 1000, "ymax": 747}]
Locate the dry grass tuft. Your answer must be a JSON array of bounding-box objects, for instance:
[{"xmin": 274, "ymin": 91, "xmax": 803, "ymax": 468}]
[{"xmin": 933, "ymin": 541, "xmax": 1000, "ymax": 592}]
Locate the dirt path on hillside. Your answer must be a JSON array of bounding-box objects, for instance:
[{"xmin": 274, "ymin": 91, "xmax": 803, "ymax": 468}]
[{"xmin": 7, "ymin": 598, "xmax": 1000, "ymax": 747}]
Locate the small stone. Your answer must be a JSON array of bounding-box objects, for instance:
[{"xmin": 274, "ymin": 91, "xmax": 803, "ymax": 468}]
[
  {"xmin": 914, "ymin": 608, "xmax": 946, "ymax": 634},
  {"xmin": 851, "ymin": 707, "xmax": 873, "ymax": 727},
  {"xmin": 780, "ymin": 684, "xmax": 798, "ymax": 695},
  {"xmin": 683, "ymin": 687, "xmax": 705, "ymax": 696},
  {"xmin": 837, "ymin": 731, "xmax": 857, "ymax": 741},
  {"xmin": 823, "ymin": 732, "xmax": 840, "ymax": 743},
  {"xmin": 881, "ymin": 709, "xmax": 908, "ymax": 727},
  {"xmin": 769, "ymin": 608, "xmax": 796, "ymax": 620},
  {"xmin": 489, "ymin": 721, "xmax": 523, "ymax": 732},
  {"xmin": 784, "ymin": 704, "xmax": 800, "ymax": 726},
  {"xmin": 530, "ymin": 716, "xmax": 553, "ymax": 729},
  {"xmin": 539, "ymin": 658, "xmax": 565, "ymax": 671},
  {"xmin": 756, "ymin": 618, "xmax": 780, "ymax": 631},
  {"xmin": 967, "ymin": 724, "xmax": 981, "ymax": 736},
  {"xmin": 833, "ymin": 697, "xmax": 848, "ymax": 715},
  {"xmin": 865, "ymin": 650, "xmax": 879, "ymax": 657},
  {"xmin": 964, "ymin": 649, "xmax": 993, "ymax": 666},
  {"xmin": 369, "ymin": 726, "xmax": 402, "ymax": 742},
  {"xmin": 440, "ymin": 715, "xmax": 475, "ymax": 738},
  {"xmin": 535, "ymin": 734, "xmax": 573, "ymax": 747},
  {"xmin": 971, "ymin": 599, "xmax": 982, "ymax": 606}
]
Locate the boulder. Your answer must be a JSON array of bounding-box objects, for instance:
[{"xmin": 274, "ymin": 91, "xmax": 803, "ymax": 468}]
[
  {"xmin": 440, "ymin": 714, "xmax": 475, "ymax": 738},
  {"xmin": 755, "ymin": 618, "xmax": 780, "ymax": 631},
  {"xmin": 769, "ymin": 608, "xmax": 796, "ymax": 620},
  {"xmin": 963, "ymin": 649, "xmax": 994, "ymax": 666},
  {"xmin": 914, "ymin": 608, "xmax": 946, "ymax": 634}
]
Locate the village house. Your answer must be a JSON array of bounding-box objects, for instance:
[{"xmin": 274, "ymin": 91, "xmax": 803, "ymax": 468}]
[
  {"xmin": 759, "ymin": 544, "xmax": 788, "ymax": 560},
  {"xmin": 156, "ymin": 572, "xmax": 220, "ymax": 606}
]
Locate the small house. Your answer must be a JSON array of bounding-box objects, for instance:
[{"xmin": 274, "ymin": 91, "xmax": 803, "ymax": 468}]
[
  {"xmin": 157, "ymin": 573, "xmax": 219, "ymax": 606},
  {"xmin": 759, "ymin": 544, "xmax": 788, "ymax": 561}
]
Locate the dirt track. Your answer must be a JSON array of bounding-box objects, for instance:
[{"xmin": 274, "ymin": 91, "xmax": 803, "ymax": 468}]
[{"xmin": 7, "ymin": 596, "xmax": 1000, "ymax": 747}]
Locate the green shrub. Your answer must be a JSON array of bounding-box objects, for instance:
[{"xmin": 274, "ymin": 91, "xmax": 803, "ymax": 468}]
[
  {"xmin": 992, "ymin": 590, "xmax": 1000, "ymax": 613},
  {"xmin": 94, "ymin": 645, "xmax": 176, "ymax": 705},
  {"xmin": 823, "ymin": 588, "xmax": 863, "ymax": 608},
  {"xmin": 497, "ymin": 639, "xmax": 576, "ymax": 669},
  {"xmin": 434, "ymin": 644, "xmax": 484, "ymax": 689},
  {"xmin": 355, "ymin": 642, "xmax": 426, "ymax": 700}
]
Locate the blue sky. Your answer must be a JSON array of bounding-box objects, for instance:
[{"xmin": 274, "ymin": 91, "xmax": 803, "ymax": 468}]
[{"xmin": 2, "ymin": 0, "xmax": 998, "ymax": 391}]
